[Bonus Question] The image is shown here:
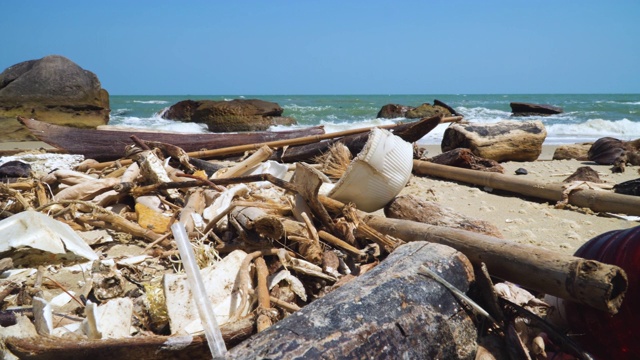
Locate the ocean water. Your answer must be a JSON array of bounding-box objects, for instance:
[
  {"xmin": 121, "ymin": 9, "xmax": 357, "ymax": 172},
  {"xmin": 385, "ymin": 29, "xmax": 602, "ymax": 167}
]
[{"xmin": 108, "ymin": 94, "xmax": 640, "ymax": 145}]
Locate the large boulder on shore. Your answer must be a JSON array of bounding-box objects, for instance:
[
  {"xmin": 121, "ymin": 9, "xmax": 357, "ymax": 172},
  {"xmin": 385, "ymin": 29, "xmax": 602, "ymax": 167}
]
[
  {"xmin": 0, "ymin": 55, "xmax": 110, "ymax": 141},
  {"xmin": 442, "ymin": 120, "xmax": 547, "ymax": 162},
  {"xmin": 163, "ymin": 99, "xmax": 296, "ymax": 132},
  {"xmin": 510, "ymin": 102, "xmax": 563, "ymax": 116}
]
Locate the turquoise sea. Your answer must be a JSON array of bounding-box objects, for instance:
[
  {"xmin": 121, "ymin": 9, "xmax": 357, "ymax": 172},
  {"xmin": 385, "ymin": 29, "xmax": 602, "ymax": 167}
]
[{"xmin": 108, "ymin": 94, "xmax": 640, "ymax": 145}]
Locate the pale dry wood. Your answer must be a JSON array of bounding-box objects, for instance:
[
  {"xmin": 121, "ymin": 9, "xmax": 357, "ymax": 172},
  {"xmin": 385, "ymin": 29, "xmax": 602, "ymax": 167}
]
[
  {"xmin": 178, "ymin": 187, "xmax": 205, "ymax": 233},
  {"xmin": 318, "ymin": 230, "xmax": 366, "ymax": 260},
  {"xmin": 4, "ymin": 315, "xmax": 256, "ymax": 359},
  {"xmin": 213, "ymin": 145, "xmax": 273, "ymax": 179},
  {"xmin": 255, "ymin": 256, "xmax": 273, "ymax": 332}
]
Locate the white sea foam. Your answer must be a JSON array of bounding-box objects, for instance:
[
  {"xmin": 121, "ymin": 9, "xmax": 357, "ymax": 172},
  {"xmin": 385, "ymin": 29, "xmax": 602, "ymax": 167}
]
[
  {"xmin": 133, "ymin": 100, "xmax": 170, "ymax": 104},
  {"xmin": 112, "ymin": 113, "xmax": 209, "ymax": 133},
  {"xmin": 283, "ymin": 104, "xmax": 333, "ymax": 112},
  {"xmin": 545, "ymin": 118, "xmax": 640, "ymax": 143}
]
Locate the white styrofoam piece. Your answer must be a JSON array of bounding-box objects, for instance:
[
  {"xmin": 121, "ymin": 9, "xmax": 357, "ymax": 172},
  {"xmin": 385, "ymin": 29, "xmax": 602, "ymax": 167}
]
[
  {"xmin": 0, "ymin": 210, "xmax": 98, "ymax": 261},
  {"xmin": 164, "ymin": 250, "xmax": 249, "ymax": 335}
]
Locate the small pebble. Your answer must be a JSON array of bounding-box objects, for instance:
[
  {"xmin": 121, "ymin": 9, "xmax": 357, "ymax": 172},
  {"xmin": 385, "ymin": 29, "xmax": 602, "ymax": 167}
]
[{"xmin": 515, "ymin": 168, "xmax": 528, "ymax": 175}]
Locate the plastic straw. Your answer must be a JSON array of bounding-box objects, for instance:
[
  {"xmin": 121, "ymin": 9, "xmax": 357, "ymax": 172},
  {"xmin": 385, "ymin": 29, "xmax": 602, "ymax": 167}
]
[{"xmin": 171, "ymin": 222, "xmax": 227, "ymax": 358}]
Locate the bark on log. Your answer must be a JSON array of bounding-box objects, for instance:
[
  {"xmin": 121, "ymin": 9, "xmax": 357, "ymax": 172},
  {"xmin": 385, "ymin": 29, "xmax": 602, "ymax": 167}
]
[
  {"xmin": 412, "ymin": 159, "xmax": 640, "ymax": 216},
  {"xmin": 228, "ymin": 241, "xmax": 478, "ymax": 359},
  {"xmin": 385, "ymin": 195, "xmax": 503, "ymax": 238},
  {"xmin": 441, "ymin": 120, "xmax": 546, "ymax": 162}
]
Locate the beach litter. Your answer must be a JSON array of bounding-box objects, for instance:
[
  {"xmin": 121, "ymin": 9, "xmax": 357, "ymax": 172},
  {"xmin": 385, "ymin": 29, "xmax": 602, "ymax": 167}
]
[{"xmin": 0, "ymin": 119, "xmax": 637, "ymax": 359}]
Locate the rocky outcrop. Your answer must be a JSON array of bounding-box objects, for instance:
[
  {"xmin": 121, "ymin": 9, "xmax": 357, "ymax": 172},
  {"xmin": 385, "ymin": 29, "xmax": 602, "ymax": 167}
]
[
  {"xmin": 376, "ymin": 104, "xmax": 414, "ymax": 118},
  {"xmin": 377, "ymin": 99, "xmax": 455, "ymax": 119},
  {"xmin": 0, "ymin": 55, "xmax": 110, "ymax": 140},
  {"xmin": 163, "ymin": 99, "xmax": 296, "ymax": 132},
  {"xmin": 405, "ymin": 103, "xmax": 452, "ymax": 119},
  {"xmin": 510, "ymin": 102, "xmax": 563, "ymax": 116}
]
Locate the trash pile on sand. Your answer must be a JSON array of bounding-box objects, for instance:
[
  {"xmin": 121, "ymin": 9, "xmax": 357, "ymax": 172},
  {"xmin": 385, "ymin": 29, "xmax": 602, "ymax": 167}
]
[{"xmin": 0, "ymin": 122, "xmax": 637, "ymax": 359}]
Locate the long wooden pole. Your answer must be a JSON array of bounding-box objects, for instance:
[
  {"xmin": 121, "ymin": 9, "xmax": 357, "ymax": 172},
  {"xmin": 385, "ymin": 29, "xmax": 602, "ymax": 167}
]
[
  {"xmin": 412, "ymin": 160, "xmax": 640, "ymax": 216},
  {"xmin": 87, "ymin": 117, "xmax": 461, "ymax": 171},
  {"xmin": 318, "ymin": 196, "xmax": 627, "ymax": 314}
]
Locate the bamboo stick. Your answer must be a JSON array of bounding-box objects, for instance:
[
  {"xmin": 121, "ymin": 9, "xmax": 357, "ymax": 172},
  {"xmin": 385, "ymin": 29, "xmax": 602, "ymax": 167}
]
[
  {"xmin": 318, "ymin": 195, "xmax": 627, "ymax": 314},
  {"xmin": 412, "ymin": 160, "xmax": 640, "ymax": 216},
  {"xmin": 87, "ymin": 117, "xmax": 460, "ymax": 171}
]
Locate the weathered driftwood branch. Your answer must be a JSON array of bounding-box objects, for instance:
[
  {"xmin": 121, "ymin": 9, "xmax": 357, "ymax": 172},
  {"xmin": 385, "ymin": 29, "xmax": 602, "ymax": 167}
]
[
  {"xmin": 385, "ymin": 194, "xmax": 503, "ymax": 238},
  {"xmin": 4, "ymin": 315, "xmax": 256, "ymax": 360},
  {"xmin": 318, "ymin": 195, "xmax": 627, "ymax": 314},
  {"xmin": 255, "ymin": 256, "xmax": 273, "ymax": 332},
  {"xmin": 363, "ymin": 216, "xmax": 626, "ymax": 314},
  {"xmin": 228, "ymin": 242, "xmax": 478, "ymax": 359},
  {"xmin": 412, "ymin": 159, "xmax": 640, "ymax": 216},
  {"xmin": 213, "ymin": 145, "xmax": 273, "ymax": 179}
]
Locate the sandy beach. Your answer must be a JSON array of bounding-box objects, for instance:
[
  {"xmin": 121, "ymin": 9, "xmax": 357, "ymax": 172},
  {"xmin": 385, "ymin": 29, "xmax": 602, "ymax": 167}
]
[
  {"xmin": 403, "ymin": 145, "xmax": 639, "ymax": 256},
  {"xmin": 1, "ymin": 141, "xmax": 638, "ymax": 258}
]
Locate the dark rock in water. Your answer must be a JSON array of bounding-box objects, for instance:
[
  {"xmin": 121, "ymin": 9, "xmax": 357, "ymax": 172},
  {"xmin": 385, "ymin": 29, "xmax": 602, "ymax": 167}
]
[
  {"xmin": 563, "ymin": 166, "xmax": 603, "ymax": 183},
  {"xmin": 162, "ymin": 98, "xmax": 296, "ymax": 132},
  {"xmin": 405, "ymin": 102, "xmax": 452, "ymax": 119},
  {"xmin": 376, "ymin": 100, "xmax": 456, "ymax": 119},
  {"xmin": 376, "ymin": 104, "xmax": 414, "ymax": 118},
  {"xmin": 0, "ymin": 161, "xmax": 31, "ymax": 178},
  {"xmin": 613, "ymin": 178, "xmax": 640, "ymax": 196},
  {"xmin": 515, "ymin": 168, "xmax": 528, "ymax": 175},
  {"xmin": 588, "ymin": 137, "xmax": 626, "ymax": 165},
  {"xmin": 0, "ymin": 55, "xmax": 110, "ymax": 140},
  {"xmin": 510, "ymin": 102, "xmax": 563, "ymax": 116}
]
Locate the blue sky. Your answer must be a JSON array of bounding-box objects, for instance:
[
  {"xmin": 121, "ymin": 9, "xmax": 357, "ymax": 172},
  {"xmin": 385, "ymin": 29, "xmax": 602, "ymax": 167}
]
[{"xmin": 1, "ymin": 1, "xmax": 638, "ymax": 95}]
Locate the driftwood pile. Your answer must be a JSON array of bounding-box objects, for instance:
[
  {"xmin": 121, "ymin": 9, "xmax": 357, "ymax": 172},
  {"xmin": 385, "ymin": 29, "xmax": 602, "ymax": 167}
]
[{"xmin": 0, "ymin": 117, "xmax": 630, "ymax": 359}]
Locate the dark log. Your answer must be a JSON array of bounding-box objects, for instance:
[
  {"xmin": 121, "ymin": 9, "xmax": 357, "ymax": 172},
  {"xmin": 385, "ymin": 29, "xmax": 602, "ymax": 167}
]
[
  {"xmin": 442, "ymin": 120, "xmax": 546, "ymax": 162},
  {"xmin": 18, "ymin": 116, "xmax": 325, "ymax": 162},
  {"xmin": 385, "ymin": 195, "xmax": 503, "ymax": 238},
  {"xmin": 278, "ymin": 116, "xmax": 441, "ymax": 163},
  {"xmin": 228, "ymin": 241, "xmax": 478, "ymax": 359},
  {"xmin": 428, "ymin": 148, "xmax": 504, "ymax": 173},
  {"xmin": 4, "ymin": 315, "xmax": 255, "ymax": 360},
  {"xmin": 614, "ymin": 178, "xmax": 640, "ymax": 196},
  {"xmin": 434, "ymin": 99, "xmax": 459, "ymax": 116},
  {"xmin": 510, "ymin": 102, "xmax": 563, "ymax": 116}
]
